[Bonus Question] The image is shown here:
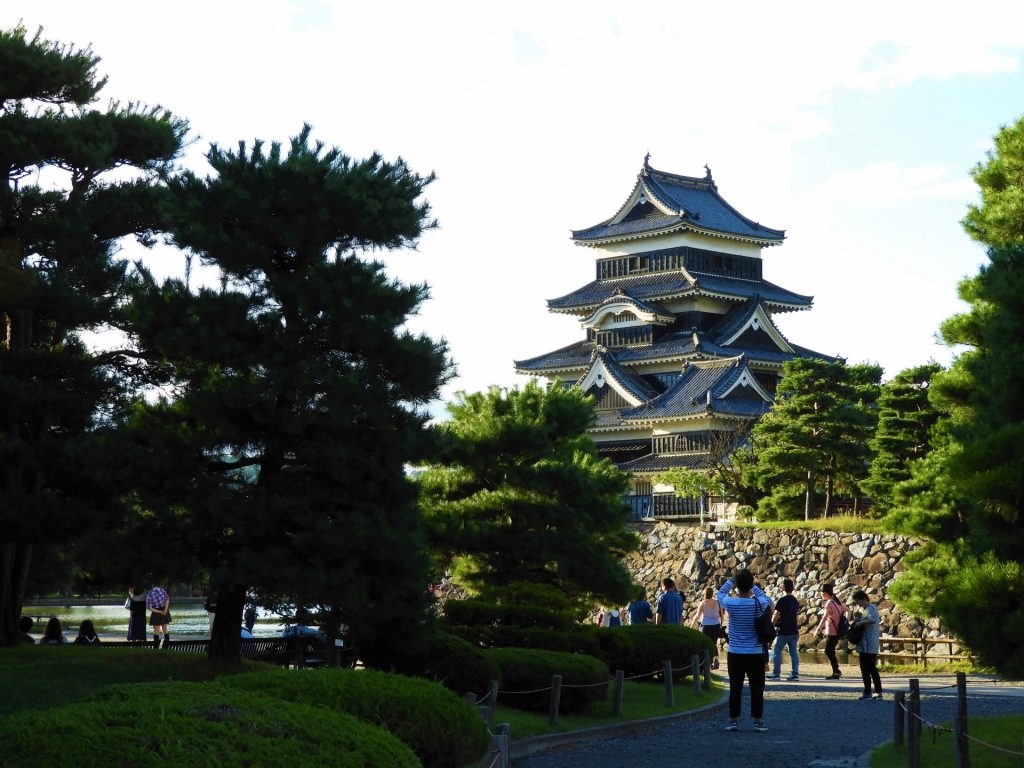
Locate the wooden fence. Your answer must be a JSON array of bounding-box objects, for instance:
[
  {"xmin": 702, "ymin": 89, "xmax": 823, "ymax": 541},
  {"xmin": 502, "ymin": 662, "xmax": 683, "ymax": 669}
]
[{"xmin": 893, "ymin": 672, "xmax": 1024, "ymax": 768}]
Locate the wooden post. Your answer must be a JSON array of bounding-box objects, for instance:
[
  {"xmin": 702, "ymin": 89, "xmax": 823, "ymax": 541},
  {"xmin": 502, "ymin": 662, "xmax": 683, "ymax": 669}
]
[
  {"xmin": 692, "ymin": 655, "xmax": 702, "ymax": 697},
  {"xmin": 613, "ymin": 669, "xmax": 624, "ymax": 715},
  {"xmin": 548, "ymin": 674, "xmax": 562, "ymax": 726},
  {"xmin": 893, "ymin": 691, "xmax": 905, "ymax": 748},
  {"xmin": 496, "ymin": 723, "xmax": 510, "ymax": 768},
  {"xmin": 908, "ymin": 678, "xmax": 921, "ymax": 768},
  {"xmin": 954, "ymin": 716, "xmax": 970, "ymax": 768},
  {"xmin": 702, "ymin": 649, "xmax": 712, "ymax": 689},
  {"xmin": 663, "ymin": 660, "xmax": 674, "ymax": 707},
  {"xmin": 486, "ymin": 679, "xmax": 499, "ymax": 730},
  {"xmin": 956, "ymin": 672, "xmax": 968, "ymax": 721}
]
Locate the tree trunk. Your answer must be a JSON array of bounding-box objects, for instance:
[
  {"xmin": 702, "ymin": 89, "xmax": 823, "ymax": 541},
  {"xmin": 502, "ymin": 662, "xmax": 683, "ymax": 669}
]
[
  {"xmin": 208, "ymin": 584, "xmax": 246, "ymax": 663},
  {"xmin": 824, "ymin": 473, "xmax": 834, "ymax": 519},
  {"xmin": 804, "ymin": 470, "xmax": 816, "ymax": 521},
  {"xmin": 0, "ymin": 541, "xmax": 32, "ymax": 646}
]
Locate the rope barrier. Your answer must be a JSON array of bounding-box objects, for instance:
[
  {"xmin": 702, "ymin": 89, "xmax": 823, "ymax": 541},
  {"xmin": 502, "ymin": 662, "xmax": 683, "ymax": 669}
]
[
  {"xmin": 964, "ymin": 732, "xmax": 1024, "ymax": 756},
  {"xmin": 895, "ymin": 684, "xmax": 1024, "ymax": 758},
  {"xmin": 492, "ymin": 666, "xmax": 673, "ymax": 695}
]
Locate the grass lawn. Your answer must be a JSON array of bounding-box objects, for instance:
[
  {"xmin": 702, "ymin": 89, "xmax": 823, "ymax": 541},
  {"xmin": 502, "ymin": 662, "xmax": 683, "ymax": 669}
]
[
  {"xmin": 0, "ymin": 643, "xmax": 248, "ymax": 718},
  {"xmin": 494, "ymin": 677, "xmax": 723, "ymax": 739},
  {"xmin": 870, "ymin": 714, "xmax": 1024, "ymax": 768},
  {"xmin": 735, "ymin": 516, "xmax": 886, "ymax": 533}
]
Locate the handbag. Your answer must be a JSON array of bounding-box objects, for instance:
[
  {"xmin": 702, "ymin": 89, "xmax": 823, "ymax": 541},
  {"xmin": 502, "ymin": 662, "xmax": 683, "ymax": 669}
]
[{"xmin": 754, "ymin": 598, "xmax": 776, "ymax": 644}]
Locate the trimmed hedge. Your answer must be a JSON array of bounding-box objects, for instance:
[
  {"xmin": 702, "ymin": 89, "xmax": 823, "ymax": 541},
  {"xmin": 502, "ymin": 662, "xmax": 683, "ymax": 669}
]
[
  {"xmin": 485, "ymin": 647, "xmax": 609, "ymax": 713},
  {"xmin": 392, "ymin": 630, "xmax": 501, "ymax": 697},
  {"xmin": 0, "ymin": 681, "xmax": 418, "ymax": 768},
  {"xmin": 447, "ymin": 623, "xmax": 603, "ymax": 658},
  {"xmin": 223, "ymin": 668, "xmax": 488, "ymax": 768},
  {"xmin": 442, "ymin": 599, "xmax": 573, "ymax": 630},
  {"xmin": 624, "ymin": 624, "xmax": 715, "ymax": 679}
]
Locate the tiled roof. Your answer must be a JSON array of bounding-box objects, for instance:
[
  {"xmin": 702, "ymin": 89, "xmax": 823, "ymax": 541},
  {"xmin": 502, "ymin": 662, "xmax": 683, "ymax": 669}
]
[
  {"xmin": 572, "ymin": 164, "xmax": 785, "ymax": 244},
  {"xmin": 590, "ymin": 351, "xmax": 661, "ymax": 401},
  {"xmin": 514, "ymin": 340, "xmax": 591, "ymax": 372},
  {"xmin": 618, "ymin": 452, "xmax": 716, "ymax": 472},
  {"xmin": 620, "ymin": 357, "xmax": 771, "ymax": 421},
  {"xmin": 514, "ymin": 328, "xmax": 834, "ymax": 374},
  {"xmin": 547, "ymin": 272, "xmax": 811, "ymax": 313}
]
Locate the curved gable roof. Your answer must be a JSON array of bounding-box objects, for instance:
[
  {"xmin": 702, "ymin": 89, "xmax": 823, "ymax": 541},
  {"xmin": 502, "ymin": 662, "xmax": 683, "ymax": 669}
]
[{"xmin": 571, "ymin": 161, "xmax": 785, "ymax": 246}]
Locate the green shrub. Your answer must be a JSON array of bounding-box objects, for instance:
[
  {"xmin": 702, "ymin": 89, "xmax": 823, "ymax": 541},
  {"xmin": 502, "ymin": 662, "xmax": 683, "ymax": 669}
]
[
  {"xmin": 485, "ymin": 647, "xmax": 609, "ymax": 713},
  {"xmin": 0, "ymin": 681, "xmax": 418, "ymax": 768},
  {"xmin": 488, "ymin": 581, "xmax": 572, "ymax": 611},
  {"xmin": 389, "ymin": 630, "xmax": 501, "ymax": 697},
  {"xmin": 223, "ymin": 668, "xmax": 487, "ymax": 768},
  {"xmin": 624, "ymin": 624, "xmax": 714, "ymax": 679},
  {"xmin": 442, "ymin": 599, "xmax": 573, "ymax": 630},
  {"xmin": 447, "ymin": 623, "xmax": 602, "ymax": 656},
  {"xmin": 581, "ymin": 625, "xmax": 635, "ymax": 672}
]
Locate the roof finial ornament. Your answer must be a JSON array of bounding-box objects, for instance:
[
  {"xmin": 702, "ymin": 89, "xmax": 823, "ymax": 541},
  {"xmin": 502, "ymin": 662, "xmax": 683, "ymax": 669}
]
[
  {"xmin": 644, "ymin": 152, "xmax": 651, "ymax": 169},
  {"xmin": 704, "ymin": 163, "xmax": 712, "ymax": 180}
]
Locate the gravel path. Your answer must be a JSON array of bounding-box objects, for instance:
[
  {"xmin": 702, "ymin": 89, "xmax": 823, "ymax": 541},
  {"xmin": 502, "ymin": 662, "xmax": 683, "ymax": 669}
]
[{"xmin": 513, "ymin": 664, "xmax": 1024, "ymax": 768}]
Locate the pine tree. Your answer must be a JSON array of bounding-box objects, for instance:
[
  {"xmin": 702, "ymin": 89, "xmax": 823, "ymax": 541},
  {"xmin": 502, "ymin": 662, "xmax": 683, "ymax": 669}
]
[
  {"xmin": 889, "ymin": 115, "xmax": 1024, "ymax": 675},
  {"xmin": 121, "ymin": 126, "xmax": 451, "ymax": 662},
  {"xmin": 861, "ymin": 363, "xmax": 942, "ymax": 513},
  {"xmin": 0, "ymin": 25, "xmax": 185, "ymax": 645},
  {"xmin": 745, "ymin": 358, "xmax": 881, "ymax": 520},
  {"xmin": 420, "ymin": 381, "xmax": 639, "ymax": 604}
]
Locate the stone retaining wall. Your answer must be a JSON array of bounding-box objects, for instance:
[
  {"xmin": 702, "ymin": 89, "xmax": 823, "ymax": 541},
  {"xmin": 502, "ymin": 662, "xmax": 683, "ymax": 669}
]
[{"xmin": 625, "ymin": 521, "xmax": 950, "ymax": 650}]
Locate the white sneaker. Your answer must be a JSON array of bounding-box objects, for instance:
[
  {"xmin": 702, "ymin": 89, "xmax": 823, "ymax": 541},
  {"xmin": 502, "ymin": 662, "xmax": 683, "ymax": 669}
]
[
  {"xmin": 753, "ymin": 720, "xmax": 768, "ymax": 732},
  {"xmin": 725, "ymin": 720, "xmax": 739, "ymax": 732}
]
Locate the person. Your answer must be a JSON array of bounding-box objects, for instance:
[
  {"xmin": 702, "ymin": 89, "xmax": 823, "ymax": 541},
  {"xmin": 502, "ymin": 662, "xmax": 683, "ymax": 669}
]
[
  {"xmin": 655, "ymin": 577, "xmax": 683, "ymax": 625},
  {"xmin": 768, "ymin": 578, "xmax": 800, "ymax": 680},
  {"xmin": 244, "ymin": 602, "xmax": 257, "ymax": 633},
  {"xmin": 691, "ymin": 586, "xmax": 724, "ymax": 669},
  {"xmin": 851, "ymin": 590, "xmax": 882, "ymax": 700},
  {"xmin": 146, "ymin": 585, "xmax": 172, "ymax": 647},
  {"xmin": 754, "ymin": 582, "xmax": 774, "ymax": 670},
  {"xmin": 718, "ymin": 568, "xmax": 770, "ymax": 732},
  {"xmin": 204, "ymin": 592, "xmax": 217, "ymax": 630},
  {"xmin": 41, "ymin": 617, "xmax": 66, "ymax": 645},
  {"xmin": 816, "ymin": 582, "xmax": 846, "ymax": 679},
  {"xmin": 626, "ymin": 589, "xmax": 654, "ymax": 625},
  {"xmin": 600, "ymin": 606, "xmax": 623, "ymax": 627},
  {"xmin": 73, "ymin": 619, "xmax": 101, "ymax": 645},
  {"xmin": 126, "ymin": 585, "xmax": 149, "ymax": 643},
  {"xmin": 18, "ymin": 616, "xmax": 36, "ymax": 644}
]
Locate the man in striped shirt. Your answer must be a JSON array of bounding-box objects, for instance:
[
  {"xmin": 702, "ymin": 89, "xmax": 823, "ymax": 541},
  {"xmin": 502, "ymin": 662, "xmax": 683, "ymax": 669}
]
[{"xmin": 718, "ymin": 568, "xmax": 771, "ymax": 732}]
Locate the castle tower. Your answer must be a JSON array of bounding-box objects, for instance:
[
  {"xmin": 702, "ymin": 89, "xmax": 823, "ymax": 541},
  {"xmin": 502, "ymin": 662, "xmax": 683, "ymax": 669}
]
[{"xmin": 514, "ymin": 158, "xmax": 828, "ymax": 519}]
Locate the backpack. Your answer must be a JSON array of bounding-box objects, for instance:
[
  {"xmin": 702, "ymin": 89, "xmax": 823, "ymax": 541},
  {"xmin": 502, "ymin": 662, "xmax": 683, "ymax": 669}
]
[
  {"xmin": 835, "ymin": 609, "xmax": 850, "ymax": 639},
  {"xmin": 608, "ymin": 610, "xmax": 622, "ymax": 628},
  {"xmin": 846, "ymin": 622, "xmax": 865, "ymax": 645},
  {"xmin": 754, "ymin": 598, "xmax": 776, "ymax": 644}
]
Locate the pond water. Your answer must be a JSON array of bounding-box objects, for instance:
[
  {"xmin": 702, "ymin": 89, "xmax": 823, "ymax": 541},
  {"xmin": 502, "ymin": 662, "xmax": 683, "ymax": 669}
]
[{"xmin": 22, "ymin": 604, "xmax": 287, "ymax": 639}]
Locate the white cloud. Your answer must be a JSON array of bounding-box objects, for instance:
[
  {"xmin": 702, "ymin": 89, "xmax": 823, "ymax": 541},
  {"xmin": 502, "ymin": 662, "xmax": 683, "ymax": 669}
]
[{"xmin": 815, "ymin": 163, "xmax": 977, "ymax": 207}]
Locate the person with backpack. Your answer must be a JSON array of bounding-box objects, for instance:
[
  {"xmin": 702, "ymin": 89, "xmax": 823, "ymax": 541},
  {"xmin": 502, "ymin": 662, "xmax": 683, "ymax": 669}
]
[
  {"xmin": 816, "ymin": 582, "xmax": 847, "ymax": 679},
  {"xmin": 717, "ymin": 568, "xmax": 771, "ymax": 733},
  {"xmin": 850, "ymin": 590, "xmax": 882, "ymax": 700},
  {"xmin": 767, "ymin": 578, "xmax": 800, "ymax": 680}
]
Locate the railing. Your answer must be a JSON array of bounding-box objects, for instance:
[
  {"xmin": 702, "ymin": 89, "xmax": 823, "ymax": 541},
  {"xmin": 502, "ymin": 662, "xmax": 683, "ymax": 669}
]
[{"xmin": 878, "ymin": 634, "xmax": 969, "ymax": 668}]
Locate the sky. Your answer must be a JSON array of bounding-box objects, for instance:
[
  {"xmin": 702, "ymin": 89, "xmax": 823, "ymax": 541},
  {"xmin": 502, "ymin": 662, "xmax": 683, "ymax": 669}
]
[{"xmin": 9, "ymin": 2, "xmax": 1024, "ymax": 417}]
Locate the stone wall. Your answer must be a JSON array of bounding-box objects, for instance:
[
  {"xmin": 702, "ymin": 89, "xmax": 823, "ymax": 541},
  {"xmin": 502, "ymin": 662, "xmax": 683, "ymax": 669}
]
[{"xmin": 625, "ymin": 521, "xmax": 951, "ymax": 650}]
